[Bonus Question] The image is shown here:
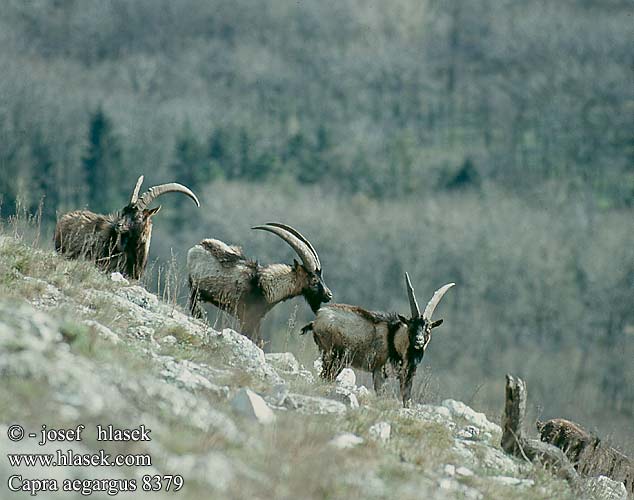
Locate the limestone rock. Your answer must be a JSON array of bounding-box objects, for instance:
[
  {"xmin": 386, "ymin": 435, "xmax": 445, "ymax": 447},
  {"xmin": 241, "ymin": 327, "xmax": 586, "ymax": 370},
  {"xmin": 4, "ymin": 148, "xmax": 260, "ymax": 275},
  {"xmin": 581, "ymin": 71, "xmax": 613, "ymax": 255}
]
[
  {"xmin": 110, "ymin": 272, "xmax": 129, "ymax": 284},
  {"xmin": 399, "ymin": 404, "xmax": 454, "ymax": 428},
  {"xmin": 117, "ymin": 285, "xmax": 159, "ymax": 309},
  {"xmin": 160, "ymin": 357, "xmax": 228, "ymax": 397},
  {"xmin": 452, "ymin": 439, "xmax": 521, "ymax": 476},
  {"xmin": 231, "ymin": 388, "xmax": 276, "ymax": 424},
  {"xmin": 330, "ymin": 433, "xmax": 364, "ymax": 449},
  {"xmin": 457, "ymin": 425, "xmax": 481, "ymax": 440},
  {"xmin": 368, "ymin": 422, "xmax": 391, "ymax": 443},
  {"xmin": 442, "ymin": 399, "xmax": 500, "ymax": 435},
  {"xmin": 83, "ymin": 320, "xmax": 121, "ymax": 344},
  {"xmin": 267, "ymin": 383, "xmax": 292, "ymax": 408},
  {"xmin": 335, "ymin": 368, "xmax": 356, "ymax": 389},
  {"xmin": 297, "ymin": 368, "xmax": 315, "ymax": 383},
  {"xmin": 284, "ymin": 393, "xmax": 347, "ymax": 415},
  {"xmin": 160, "ymin": 334, "xmax": 178, "ymax": 345},
  {"xmin": 0, "ymin": 301, "xmax": 62, "ymax": 351},
  {"xmin": 356, "ymin": 385, "xmax": 371, "ymax": 399},
  {"xmin": 22, "ymin": 277, "xmax": 62, "ymax": 309},
  {"xmin": 488, "ymin": 476, "xmax": 535, "ymax": 488},
  {"xmin": 329, "ymin": 386, "xmax": 359, "ymax": 409},
  {"xmin": 456, "ymin": 466, "xmax": 474, "ymax": 477},
  {"xmin": 438, "ymin": 477, "xmax": 483, "ymax": 499},
  {"xmin": 265, "ymin": 352, "xmax": 314, "ymax": 383},
  {"xmin": 581, "ymin": 476, "xmax": 627, "ymax": 500},
  {"xmin": 218, "ymin": 328, "xmax": 283, "ymax": 385},
  {"xmin": 265, "ymin": 352, "xmax": 300, "ymax": 374}
]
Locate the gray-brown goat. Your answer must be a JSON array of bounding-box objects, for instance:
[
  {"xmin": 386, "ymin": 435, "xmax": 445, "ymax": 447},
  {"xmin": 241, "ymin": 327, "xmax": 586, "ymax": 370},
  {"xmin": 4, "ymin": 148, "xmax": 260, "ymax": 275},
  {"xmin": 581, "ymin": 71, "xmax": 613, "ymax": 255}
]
[
  {"xmin": 54, "ymin": 175, "xmax": 199, "ymax": 280},
  {"xmin": 302, "ymin": 274, "xmax": 454, "ymax": 405},
  {"xmin": 537, "ymin": 418, "xmax": 633, "ymax": 494},
  {"xmin": 187, "ymin": 222, "xmax": 332, "ymax": 345}
]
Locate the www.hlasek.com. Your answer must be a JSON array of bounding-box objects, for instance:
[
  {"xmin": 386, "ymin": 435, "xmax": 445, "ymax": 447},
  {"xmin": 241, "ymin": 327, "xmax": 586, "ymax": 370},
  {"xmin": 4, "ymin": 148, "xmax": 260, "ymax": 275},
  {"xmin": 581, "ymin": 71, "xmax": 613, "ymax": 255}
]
[{"xmin": 5, "ymin": 424, "xmax": 184, "ymax": 496}]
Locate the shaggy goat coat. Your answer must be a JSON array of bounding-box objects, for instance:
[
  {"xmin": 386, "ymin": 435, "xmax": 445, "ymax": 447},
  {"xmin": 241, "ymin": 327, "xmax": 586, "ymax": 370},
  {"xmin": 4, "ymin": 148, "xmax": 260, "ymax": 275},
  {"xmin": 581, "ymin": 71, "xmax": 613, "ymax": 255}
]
[
  {"xmin": 310, "ymin": 305, "xmax": 410, "ymax": 372},
  {"xmin": 537, "ymin": 418, "xmax": 633, "ymax": 494},
  {"xmin": 188, "ymin": 239, "xmax": 311, "ymax": 332},
  {"xmin": 54, "ymin": 209, "xmax": 153, "ymax": 279}
]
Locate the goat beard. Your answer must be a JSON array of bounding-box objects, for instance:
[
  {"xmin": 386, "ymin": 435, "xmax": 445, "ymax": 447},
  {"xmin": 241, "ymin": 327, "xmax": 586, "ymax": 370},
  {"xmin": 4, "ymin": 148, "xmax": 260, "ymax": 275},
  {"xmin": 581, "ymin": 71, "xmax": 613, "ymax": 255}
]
[
  {"xmin": 413, "ymin": 333, "xmax": 427, "ymax": 351},
  {"xmin": 303, "ymin": 289, "xmax": 324, "ymax": 313}
]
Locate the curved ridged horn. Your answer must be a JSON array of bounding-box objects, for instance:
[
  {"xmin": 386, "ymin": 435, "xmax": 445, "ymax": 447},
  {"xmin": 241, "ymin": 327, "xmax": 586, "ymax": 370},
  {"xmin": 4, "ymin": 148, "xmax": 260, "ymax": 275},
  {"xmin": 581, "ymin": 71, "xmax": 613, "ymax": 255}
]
[
  {"xmin": 404, "ymin": 272, "xmax": 420, "ymax": 318},
  {"xmin": 422, "ymin": 283, "xmax": 455, "ymax": 320},
  {"xmin": 135, "ymin": 182, "xmax": 200, "ymax": 210},
  {"xmin": 262, "ymin": 222, "xmax": 321, "ymax": 270},
  {"xmin": 252, "ymin": 223, "xmax": 318, "ymax": 272},
  {"xmin": 129, "ymin": 175, "xmax": 145, "ymax": 205}
]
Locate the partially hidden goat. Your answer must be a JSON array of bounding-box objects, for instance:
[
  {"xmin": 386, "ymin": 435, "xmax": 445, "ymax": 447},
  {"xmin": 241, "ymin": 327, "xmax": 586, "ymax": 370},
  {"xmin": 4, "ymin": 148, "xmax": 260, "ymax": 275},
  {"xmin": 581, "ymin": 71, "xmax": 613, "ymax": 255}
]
[
  {"xmin": 302, "ymin": 274, "xmax": 454, "ymax": 405},
  {"xmin": 537, "ymin": 418, "xmax": 633, "ymax": 494},
  {"xmin": 54, "ymin": 175, "xmax": 199, "ymax": 279},
  {"xmin": 187, "ymin": 222, "xmax": 332, "ymax": 344}
]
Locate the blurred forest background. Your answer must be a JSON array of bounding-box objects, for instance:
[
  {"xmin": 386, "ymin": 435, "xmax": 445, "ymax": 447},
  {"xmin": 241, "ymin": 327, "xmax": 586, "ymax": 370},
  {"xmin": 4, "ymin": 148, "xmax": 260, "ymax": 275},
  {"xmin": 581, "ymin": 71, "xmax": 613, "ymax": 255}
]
[{"xmin": 0, "ymin": 0, "xmax": 632, "ymax": 451}]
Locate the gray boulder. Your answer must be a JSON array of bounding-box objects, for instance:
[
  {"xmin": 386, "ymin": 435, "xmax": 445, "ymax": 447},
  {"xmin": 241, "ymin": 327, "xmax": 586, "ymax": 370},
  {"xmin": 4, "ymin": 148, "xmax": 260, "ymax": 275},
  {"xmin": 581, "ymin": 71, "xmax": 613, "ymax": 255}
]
[
  {"xmin": 284, "ymin": 393, "xmax": 348, "ymax": 415},
  {"xmin": 330, "ymin": 433, "xmax": 364, "ymax": 449},
  {"xmin": 368, "ymin": 422, "xmax": 391, "ymax": 443},
  {"xmin": 582, "ymin": 476, "xmax": 627, "ymax": 500},
  {"xmin": 329, "ymin": 386, "xmax": 359, "ymax": 409},
  {"xmin": 265, "ymin": 352, "xmax": 300, "ymax": 374},
  {"xmin": 231, "ymin": 388, "xmax": 276, "ymax": 424},
  {"xmin": 442, "ymin": 399, "xmax": 500, "ymax": 435}
]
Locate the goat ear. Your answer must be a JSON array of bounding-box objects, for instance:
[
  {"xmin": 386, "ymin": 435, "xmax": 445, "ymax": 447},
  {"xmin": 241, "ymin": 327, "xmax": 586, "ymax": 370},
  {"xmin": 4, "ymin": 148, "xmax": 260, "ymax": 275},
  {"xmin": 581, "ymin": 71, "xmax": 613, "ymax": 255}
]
[
  {"xmin": 397, "ymin": 314, "xmax": 408, "ymax": 323},
  {"xmin": 144, "ymin": 206, "xmax": 161, "ymax": 218},
  {"xmin": 431, "ymin": 319, "xmax": 443, "ymax": 328},
  {"xmin": 292, "ymin": 258, "xmax": 301, "ymax": 270}
]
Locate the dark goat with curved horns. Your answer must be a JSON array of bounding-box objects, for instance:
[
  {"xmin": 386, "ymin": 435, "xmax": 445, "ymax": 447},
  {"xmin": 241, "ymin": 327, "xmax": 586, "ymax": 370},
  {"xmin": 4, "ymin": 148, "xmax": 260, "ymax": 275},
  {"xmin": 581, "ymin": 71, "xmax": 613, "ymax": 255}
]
[
  {"xmin": 54, "ymin": 175, "xmax": 200, "ymax": 279},
  {"xmin": 302, "ymin": 274, "xmax": 454, "ymax": 405},
  {"xmin": 187, "ymin": 222, "xmax": 332, "ymax": 345}
]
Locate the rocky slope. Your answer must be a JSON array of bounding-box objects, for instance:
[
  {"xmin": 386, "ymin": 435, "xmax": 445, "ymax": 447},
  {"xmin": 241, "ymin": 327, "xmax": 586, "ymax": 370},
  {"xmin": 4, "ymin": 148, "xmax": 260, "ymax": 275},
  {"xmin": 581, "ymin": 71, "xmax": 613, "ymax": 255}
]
[{"xmin": 0, "ymin": 236, "xmax": 627, "ymax": 499}]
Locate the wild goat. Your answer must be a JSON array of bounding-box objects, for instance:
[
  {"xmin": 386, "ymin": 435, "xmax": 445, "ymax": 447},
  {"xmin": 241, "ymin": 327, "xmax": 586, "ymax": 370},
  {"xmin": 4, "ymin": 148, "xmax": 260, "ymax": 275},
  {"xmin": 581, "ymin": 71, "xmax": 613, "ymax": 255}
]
[
  {"xmin": 537, "ymin": 418, "xmax": 633, "ymax": 494},
  {"xmin": 536, "ymin": 418, "xmax": 599, "ymax": 466},
  {"xmin": 187, "ymin": 222, "xmax": 332, "ymax": 344},
  {"xmin": 54, "ymin": 175, "xmax": 199, "ymax": 279},
  {"xmin": 302, "ymin": 274, "xmax": 454, "ymax": 405}
]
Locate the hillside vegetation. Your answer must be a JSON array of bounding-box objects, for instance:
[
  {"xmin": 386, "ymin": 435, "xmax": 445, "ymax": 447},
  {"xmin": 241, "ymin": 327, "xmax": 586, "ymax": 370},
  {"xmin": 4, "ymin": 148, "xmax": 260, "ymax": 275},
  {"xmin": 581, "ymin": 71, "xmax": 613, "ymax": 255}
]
[{"xmin": 3, "ymin": 232, "xmax": 627, "ymax": 499}]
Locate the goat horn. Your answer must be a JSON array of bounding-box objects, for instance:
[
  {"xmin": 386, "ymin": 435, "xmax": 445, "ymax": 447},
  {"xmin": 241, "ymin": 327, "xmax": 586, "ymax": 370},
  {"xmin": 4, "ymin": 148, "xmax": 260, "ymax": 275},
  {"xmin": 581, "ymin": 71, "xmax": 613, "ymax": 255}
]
[
  {"xmin": 423, "ymin": 283, "xmax": 455, "ymax": 320},
  {"xmin": 404, "ymin": 272, "xmax": 421, "ymax": 318},
  {"xmin": 129, "ymin": 175, "xmax": 145, "ymax": 205},
  {"xmin": 135, "ymin": 182, "xmax": 200, "ymax": 210},
  {"xmin": 262, "ymin": 222, "xmax": 321, "ymax": 270},
  {"xmin": 252, "ymin": 223, "xmax": 318, "ymax": 272}
]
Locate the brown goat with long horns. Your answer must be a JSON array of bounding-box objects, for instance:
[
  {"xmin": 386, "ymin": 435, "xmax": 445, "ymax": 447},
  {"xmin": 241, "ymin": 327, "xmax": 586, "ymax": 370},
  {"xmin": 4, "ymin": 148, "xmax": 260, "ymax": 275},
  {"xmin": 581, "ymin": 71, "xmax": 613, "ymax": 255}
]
[
  {"xmin": 302, "ymin": 274, "xmax": 454, "ymax": 405},
  {"xmin": 187, "ymin": 223, "xmax": 332, "ymax": 344},
  {"xmin": 54, "ymin": 175, "xmax": 199, "ymax": 280}
]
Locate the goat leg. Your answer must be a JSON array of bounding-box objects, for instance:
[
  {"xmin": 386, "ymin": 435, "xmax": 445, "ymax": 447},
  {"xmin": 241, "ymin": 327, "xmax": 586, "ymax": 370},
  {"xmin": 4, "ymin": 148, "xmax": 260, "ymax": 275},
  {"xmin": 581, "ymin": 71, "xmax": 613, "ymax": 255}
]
[
  {"xmin": 400, "ymin": 367, "xmax": 415, "ymax": 407},
  {"xmin": 373, "ymin": 368, "xmax": 386, "ymax": 395}
]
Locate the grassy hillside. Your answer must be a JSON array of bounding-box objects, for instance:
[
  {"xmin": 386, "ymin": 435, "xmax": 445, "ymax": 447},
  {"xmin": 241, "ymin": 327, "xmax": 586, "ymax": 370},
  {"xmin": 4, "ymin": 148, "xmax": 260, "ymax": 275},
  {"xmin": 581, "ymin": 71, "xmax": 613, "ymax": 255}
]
[
  {"xmin": 4, "ymin": 182, "xmax": 633, "ymax": 460},
  {"xmin": 151, "ymin": 181, "xmax": 634, "ymax": 455},
  {"xmin": 1, "ymin": 231, "xmax": 592, "ymax": 500}
]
